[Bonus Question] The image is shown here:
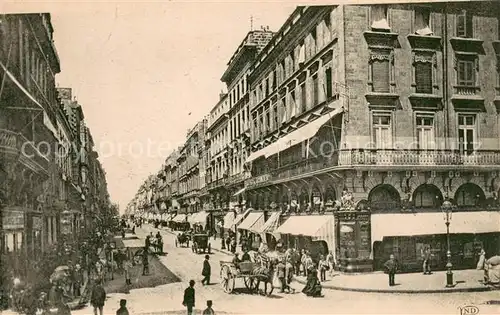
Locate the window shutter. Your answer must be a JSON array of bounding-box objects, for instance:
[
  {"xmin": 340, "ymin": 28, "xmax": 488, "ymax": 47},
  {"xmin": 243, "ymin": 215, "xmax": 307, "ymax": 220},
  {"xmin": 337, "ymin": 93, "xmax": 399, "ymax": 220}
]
[
  {"xmin": 415, "ymin": 62, "xmax": 433, "ymax": 93},
  {"xmin": 372, "ymin": 60, "xmax": 390, "ymax": 92}
]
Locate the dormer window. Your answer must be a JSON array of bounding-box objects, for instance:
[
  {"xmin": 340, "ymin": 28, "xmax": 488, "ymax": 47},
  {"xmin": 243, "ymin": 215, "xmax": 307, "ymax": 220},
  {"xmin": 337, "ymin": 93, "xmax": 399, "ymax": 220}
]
[
  {"xmin": 415, "ymin": 7, "xmax": 433, "ymax": 36},
  {"xmin": 371, "ymin": 5, "xmax": 390, "ymax": 31}
]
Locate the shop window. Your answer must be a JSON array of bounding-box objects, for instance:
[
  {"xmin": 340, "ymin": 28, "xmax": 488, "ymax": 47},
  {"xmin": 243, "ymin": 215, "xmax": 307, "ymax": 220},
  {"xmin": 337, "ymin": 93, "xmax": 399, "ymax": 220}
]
[{"xmin": 456, "ymin": 9, "xmax": 473, "ymax": 38}]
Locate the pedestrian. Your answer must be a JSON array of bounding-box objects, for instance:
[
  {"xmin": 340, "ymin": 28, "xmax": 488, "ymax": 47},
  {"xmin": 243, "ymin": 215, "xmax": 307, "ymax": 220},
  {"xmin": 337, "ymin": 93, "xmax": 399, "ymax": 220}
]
[
  {"xmin": 145, "ymin": 235, "xmax": 151, "ymax": 251},
  {"xmin": 202, "ymin": 300, "xmax": 215, "ymax": 315},
  {"xmin": 156, "ymin": 231, "xmax": 163, "ymax": 254},
  {"xmin": 285, "ymin": 256, "xmax": 296, "ymax": 293},
  {"xmin": 476, "ymin": 248, "xmax": 487, "ymax": 282},
  {"xmin": 304, "ymin": 251, "xmax": 314, "ymax": 277},
  {"xmin": 422, "ymin": 245, "xmax": 432, "ymax": 275},
  {"xmin": 116, "ymin": 299, "xmax": 129, "ymax": 315},
  {"xmin": 326, "ymin": 251, "xmax": 335, "ymax": 277},
  {"xmin": 384, "ymin": 254, "xmax": 398, "ymax": 286},
  {"xmin": 182, "ymin": 280, "xmax": 196, "ymax": 315},
  {"xmin": 90, "ymin": 279, "xmax": 106, "ymax": 315},
  {"xmin": 225, "ymin": 236, "xmax": 231, "ymax": 251},
  {"xmin": 276, "ymin": 258, "xmax": 287, "ymax": 293},
  {"xmin": 318, "ymin": 255, "xmax": 328, "ymax": 282},
  {"xmin": 124, "ymin": 259, "xmax": 132, "ymax": 285},
  {"xmin": 142, "ymin": 247, "xmax": 149, "ymax": 276},
  {"xmin": 230, "ymin": 237, "xmax": 236, "ymax": 253},
  {"xmin": 201, "ymin": 255, "xmax": 211, "ymax": 285}
]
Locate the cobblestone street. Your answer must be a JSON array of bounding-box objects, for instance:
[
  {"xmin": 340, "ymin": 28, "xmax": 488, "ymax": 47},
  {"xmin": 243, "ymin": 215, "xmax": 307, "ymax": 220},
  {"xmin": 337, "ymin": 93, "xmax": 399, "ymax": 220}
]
[{"xmin": 58, "ymin": 226, "xmax": 500, "ymax": 315}]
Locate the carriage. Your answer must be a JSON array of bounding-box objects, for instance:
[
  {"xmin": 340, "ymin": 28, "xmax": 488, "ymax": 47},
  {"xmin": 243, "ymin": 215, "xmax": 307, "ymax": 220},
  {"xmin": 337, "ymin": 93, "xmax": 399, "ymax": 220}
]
[
  {"xmin": 219, "ymin": 260, "xmax": 274, "ymax": 296},
  {"xmin": 175, "ymin": 232, "xmax": 190, "ymax": 247},
  {"xmin": 191, "ymin": 234, "xmax": 211, "ymax": 254}
]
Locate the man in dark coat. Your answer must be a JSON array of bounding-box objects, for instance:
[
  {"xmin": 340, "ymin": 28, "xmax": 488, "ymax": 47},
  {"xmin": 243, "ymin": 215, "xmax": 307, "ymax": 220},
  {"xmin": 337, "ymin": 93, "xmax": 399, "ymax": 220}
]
[
  {"xmin": 142, "ymin": 248, "xmax": 149, "ymax": 276},
  {"xmin": 90, "ymin": 279, "xmax": 106, "ymax": 315},
  {"xmin": 384, "ymin": 254, "xmax": 398, "ymax": 286},
  {"xmin": 182, "ymin": 280, "xmax": 196, "ymax": 315},
  {"xmin": 201, "ymin": 255, "xmax": 211, "ymax": 285}
]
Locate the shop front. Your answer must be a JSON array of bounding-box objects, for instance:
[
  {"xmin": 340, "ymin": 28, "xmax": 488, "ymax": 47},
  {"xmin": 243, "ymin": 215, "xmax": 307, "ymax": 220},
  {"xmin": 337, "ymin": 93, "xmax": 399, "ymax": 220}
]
[
  {"xmin": 171, "ymin": 213, "xmax": 189, "ymax": 231},
  {"xmin": 335, "ymin": 211, "xmax": 372, "ymax": 273},
  {"xmin": 2, "ymin": 207, "xmax": 26, "ymax": 275},
  {"xmin": 371, "ymin": 211, "xmax": 500, "ymax": 273},
  {"xmin": 274, "ymin": 214, "xmax": 335, "ymax": 264},
  {"xmin": 237, "ymin": 211, "xmax": 265, "ymax": 250}
]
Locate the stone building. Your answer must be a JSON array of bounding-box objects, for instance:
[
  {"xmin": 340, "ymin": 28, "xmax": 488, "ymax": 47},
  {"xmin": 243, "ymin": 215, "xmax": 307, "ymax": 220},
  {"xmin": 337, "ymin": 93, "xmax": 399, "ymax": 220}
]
[{"xmin": 245, "ymin": 2, "xmax": 500, "ymax": 272}]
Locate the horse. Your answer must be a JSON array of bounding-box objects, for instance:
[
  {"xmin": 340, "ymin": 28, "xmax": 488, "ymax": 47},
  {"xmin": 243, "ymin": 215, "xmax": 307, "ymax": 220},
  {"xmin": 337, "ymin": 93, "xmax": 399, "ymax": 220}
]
[{"xmin": 250, "ymin": 255, "xmax": 276, "ymax": 296}]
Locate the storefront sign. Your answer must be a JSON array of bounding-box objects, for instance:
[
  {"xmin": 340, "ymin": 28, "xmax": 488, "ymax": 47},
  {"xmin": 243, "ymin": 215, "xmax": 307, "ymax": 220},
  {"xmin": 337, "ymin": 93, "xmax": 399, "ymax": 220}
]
[{"xmin": 3, "ymin": 211, "xmax": 24, "ymax": 230}]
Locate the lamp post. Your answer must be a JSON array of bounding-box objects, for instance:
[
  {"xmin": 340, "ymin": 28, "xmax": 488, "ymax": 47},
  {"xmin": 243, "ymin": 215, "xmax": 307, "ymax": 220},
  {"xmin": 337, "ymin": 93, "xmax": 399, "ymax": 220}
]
[{"xmin": 441, "ymin": 199, "xmax": 454, "ymax": 288}]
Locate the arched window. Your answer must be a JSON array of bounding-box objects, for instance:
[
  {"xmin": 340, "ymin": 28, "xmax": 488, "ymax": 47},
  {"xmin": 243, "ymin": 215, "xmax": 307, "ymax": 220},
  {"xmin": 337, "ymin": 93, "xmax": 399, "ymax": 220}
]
[
  {"xmin": 412, "ymin": 184, "xmax": 443, "ymax": 208},
  {"xmin": 368, "ymin": 184, "xmax": 401, "ymax": 211},
  {"xmin": 324, "ymin": 185, "xmax": 337, "ymax": 203},
  {"xmin": 454, "ymin": 183, "xmax": 485, "ymax": 207},
  {"xmin": 311, "ymin": 184, "xmax": 322, "ymax": 210},
  {"xmin": 299, "ymin": 187, "xmax": 309, "ymax": 207}
]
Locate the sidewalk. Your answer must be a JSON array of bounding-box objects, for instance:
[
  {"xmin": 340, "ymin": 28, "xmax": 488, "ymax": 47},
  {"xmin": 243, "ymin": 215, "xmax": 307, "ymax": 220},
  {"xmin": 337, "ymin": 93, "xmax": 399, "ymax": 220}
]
[{"xmin": 293, "ymin": 269, "xmax": 494, "ymax": 293}]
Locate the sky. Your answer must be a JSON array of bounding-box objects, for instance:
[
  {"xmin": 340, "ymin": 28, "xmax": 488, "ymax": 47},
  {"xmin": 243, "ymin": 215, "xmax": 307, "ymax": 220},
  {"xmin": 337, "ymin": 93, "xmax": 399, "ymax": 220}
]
[{"xmin": 3, "ymin": 1, "xmax": 296, "ymax": 212}]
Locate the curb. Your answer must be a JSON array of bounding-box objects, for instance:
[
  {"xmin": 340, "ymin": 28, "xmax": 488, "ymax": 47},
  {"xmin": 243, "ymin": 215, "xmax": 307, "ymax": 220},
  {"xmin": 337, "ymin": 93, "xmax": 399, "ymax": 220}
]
[{"xmin": 292, "ymin": 276, "xmax": 494, "ymax": 294}]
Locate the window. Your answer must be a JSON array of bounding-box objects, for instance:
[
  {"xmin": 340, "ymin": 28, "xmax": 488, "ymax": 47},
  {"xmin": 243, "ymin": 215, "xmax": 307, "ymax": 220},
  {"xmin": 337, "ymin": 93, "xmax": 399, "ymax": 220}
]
[
  {"xmin": 456, "ymin": 10, "xmax": 473, "ymax": 38},
  {"xmin": 289, "ymin": 51, "xmax": 295, "ymax": 76},
  {"xmin": 415, "ymin": 60, "xmax": 433, "ymax": 94},
  {"xmin": 371, "ymin": 5, "xmax": 390, "ymax": 31},
  {"xmin": 273, "ymin": 104, "xmax": 278, "ymax": 130},
  {"xmin": 370, "ymin": 52, "xmax": 391, "ymax": 92},
  {"xmin": 281, "ymin": 96, "xmax": 287, "ymax": 123},
  {"xmin": 325, "ymin": 68, "xmax": 333, "ymax": 98},
  {"xmin": 272, "ymin": 70, "xmax": 277, "ymax": 91},
  {"xmin": 456, "ymin": 55, "xmax": 476, "ymax": 87},
  {"xmin": 414, "ymin": 7, "xmax": 432, "ymax": 35},
  {"xmin": 290, "ymin": 89, "xmax": 297, "ymax": 118},
  {"xmin": 311, "ymin": 28, "xmax": 317, "ymax": 54},
  {"xmin": 497, "ymin": 55, "xmax": 500, "ymax": 88},
  {"xmin": 324, "ymin": 14, "xmax": 331, "ymax": 42},
  {"xmin": 458, "ymin": 114, "xmax": 476, "ymax": 155},
  {"xmin": 300, "ymin": 83, "xmax": 307, "ymax": 112},
  {"xmin": 280, "ymin": 60, "xmax": 286, "ymax": 83},
  {"xmin": 312, "ymin": 74, "xmax": 319, "ymax": 105},
  {"xmin": 416, "ymin": 114, "xmax": 435, "ymax": 150},
  {"xmin": 265, "ymin": 77, "xmax": 270, "ymax": 96},
  {"xmin": 372, "ymin": 113, "xmax": 392, "ymax": 149},
  {"xmin": 265, "ymin": 108, "xmax": 270, "ymax": 133}
]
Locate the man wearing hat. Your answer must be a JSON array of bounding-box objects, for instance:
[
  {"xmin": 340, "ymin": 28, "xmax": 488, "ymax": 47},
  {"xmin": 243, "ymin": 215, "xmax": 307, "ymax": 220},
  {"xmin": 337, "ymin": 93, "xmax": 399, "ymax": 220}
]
[{"xmin": 201, "ymin": 255, "xmax": 211, "ymax": 285}]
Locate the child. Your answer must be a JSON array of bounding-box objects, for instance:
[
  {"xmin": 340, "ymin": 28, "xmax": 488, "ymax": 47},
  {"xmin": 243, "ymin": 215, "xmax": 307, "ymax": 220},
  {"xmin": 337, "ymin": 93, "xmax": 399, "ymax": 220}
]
[
  {"xmin": 203, "ymin": 300, "xmax": 215, "ymax": 315},
  {"xmin": 116, "ymin": 299, "xmax": 129, "ymax": 315}
]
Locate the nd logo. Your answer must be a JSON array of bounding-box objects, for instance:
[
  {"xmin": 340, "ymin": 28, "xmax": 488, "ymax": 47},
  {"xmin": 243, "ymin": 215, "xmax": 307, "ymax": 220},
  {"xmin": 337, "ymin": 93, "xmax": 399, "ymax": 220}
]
[{"xmin": 458, "ymin": 305, "xmax": 480, "ymax": 315}]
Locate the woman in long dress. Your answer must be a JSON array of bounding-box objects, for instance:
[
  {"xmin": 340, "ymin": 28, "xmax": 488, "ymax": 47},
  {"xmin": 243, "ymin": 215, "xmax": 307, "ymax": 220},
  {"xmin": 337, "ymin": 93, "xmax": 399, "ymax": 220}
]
[{"xmin": 301, "ymin": 266, "xmax": 322, "ymax": 297}]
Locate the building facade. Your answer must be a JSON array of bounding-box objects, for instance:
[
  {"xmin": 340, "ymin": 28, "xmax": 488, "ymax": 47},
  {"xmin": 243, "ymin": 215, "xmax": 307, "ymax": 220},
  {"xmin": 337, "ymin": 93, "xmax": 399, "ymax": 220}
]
[{"xmin": 131, "ymin": 2, "xmax": 500, "ymax": 273}]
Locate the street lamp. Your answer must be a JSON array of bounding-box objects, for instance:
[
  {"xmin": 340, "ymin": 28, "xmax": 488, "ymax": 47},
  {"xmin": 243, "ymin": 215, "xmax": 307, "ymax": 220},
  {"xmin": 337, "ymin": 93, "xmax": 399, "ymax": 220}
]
[{"xmin": 441, "ymin": 199, "xmax": 454, "ymax": 288}]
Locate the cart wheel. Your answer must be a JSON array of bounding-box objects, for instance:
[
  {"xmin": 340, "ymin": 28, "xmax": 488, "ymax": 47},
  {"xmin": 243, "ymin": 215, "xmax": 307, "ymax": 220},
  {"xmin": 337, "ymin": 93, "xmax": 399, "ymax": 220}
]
[
  {"xmin": 208, "ymin": 243, "xmax": 211, "ymax": 254},
  {"xmin": 244, "ymin": 276, "xmax": 257, "ymax": 291}
]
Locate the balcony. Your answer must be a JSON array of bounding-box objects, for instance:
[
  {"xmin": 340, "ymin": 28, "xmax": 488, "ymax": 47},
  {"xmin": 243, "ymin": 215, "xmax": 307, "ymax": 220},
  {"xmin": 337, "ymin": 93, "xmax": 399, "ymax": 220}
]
[
  {"xmin": 453, "ymin": 85, "xmax": 480, "ymax": 96},
  {"xmin": 338, "ymin": 149, "xmax": 500, "ymax": 168},
  {"xmin": 0, "ymin": 129, "xmax": 50, "ymax": 176}
]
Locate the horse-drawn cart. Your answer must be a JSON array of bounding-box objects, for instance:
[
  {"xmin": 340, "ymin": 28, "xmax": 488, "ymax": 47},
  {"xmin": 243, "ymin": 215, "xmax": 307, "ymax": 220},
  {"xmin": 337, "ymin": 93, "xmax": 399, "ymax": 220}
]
[
  {"xmin": 219, "ymin": 260, "xmax": 274, "ymax": 296},
  {"xmin": 191, "ymin": 234, "xmax": 211, "ymax": 254},
  {"xmin": 175, "ymin": 232, "xmax": 190, "ymax": 248}
]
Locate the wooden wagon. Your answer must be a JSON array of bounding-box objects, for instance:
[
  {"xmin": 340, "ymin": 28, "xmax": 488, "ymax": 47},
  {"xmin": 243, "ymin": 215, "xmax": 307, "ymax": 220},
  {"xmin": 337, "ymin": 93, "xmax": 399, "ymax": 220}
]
[
  {"xmin": 219, "ymin": 260, "xmax": 274, "ymax": 295},
  {"xmin": 191, "ymin": 233, "xmax": 211, "ymax": 254}
]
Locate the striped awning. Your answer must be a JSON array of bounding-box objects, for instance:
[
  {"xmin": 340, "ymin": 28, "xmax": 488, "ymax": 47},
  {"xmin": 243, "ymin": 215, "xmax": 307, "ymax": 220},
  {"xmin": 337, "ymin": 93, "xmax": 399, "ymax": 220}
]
[
  {"xmin": 255, "ymin": 212, "xmax": 281, "ymax": 234},
  {"xmin": 231, "ymin": 209, "xmax": 252, "ymax": 229},
  {"xmin": 223, "ymin": 212, "xmax": 236, "ymax": 229},
  {"xmin": 172, "ymin": 214, "xmax": 187, "ymax": 223},
  {"xmin": 189, "ymin": 211, "xmax": 209, "ymax": 225},
  {"xmin": 238, "ymin": 212, "xmax": 264, "ymax": 232}
]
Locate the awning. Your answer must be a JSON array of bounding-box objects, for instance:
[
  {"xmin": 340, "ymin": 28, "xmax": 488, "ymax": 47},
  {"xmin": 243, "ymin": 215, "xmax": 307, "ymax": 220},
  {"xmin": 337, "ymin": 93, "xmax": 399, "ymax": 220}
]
[
  {"xmin": 255, "ymin": 212, "xmax": 281, "ymax": 234},
  {"xmin": 371, "ymin": 211, "xmax": 500, "ymax": 243},
  {"xmin": 231, "ymin": 209, "xmax": 252, "ymax": 229},
  {"xmin": 245, "ymin": 148, "xmax": 267, "ymax": 164},
  {"xmin": 266, "ymin": 104, "xmax": 343, "ymax": 157},
  {"xmin": 172, "ymin": 214, "xmax": 187, "ymax": 223},
  {"xmin": 190, "ymin": 211, "xmax": 209, "ymax": 225},
  {"xmin": 223, "ymin": 212, "xmax": 236, "ymax": 229},
  {"xmin": 233, "ymin": 187, "xmax": 246, "ymax": 197},
  {"xmin": 238, "ymin": 212, "xmax": 265, "ymax": 231},
  {"xmin": 275, "ymin": 215, "xmax": 334, "ymax": 237}
]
